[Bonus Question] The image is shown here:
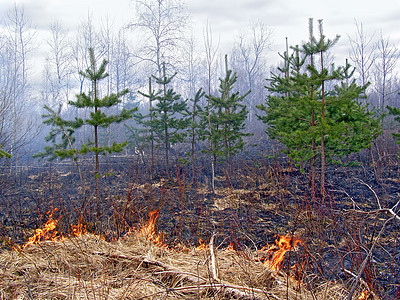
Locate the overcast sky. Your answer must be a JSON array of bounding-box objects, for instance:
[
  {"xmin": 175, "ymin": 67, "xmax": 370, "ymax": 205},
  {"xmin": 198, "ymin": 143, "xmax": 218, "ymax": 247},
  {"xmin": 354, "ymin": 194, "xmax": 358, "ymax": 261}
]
[{"xmin": 1, "ymin": 0, "xmax": 399, "ymax": 67}]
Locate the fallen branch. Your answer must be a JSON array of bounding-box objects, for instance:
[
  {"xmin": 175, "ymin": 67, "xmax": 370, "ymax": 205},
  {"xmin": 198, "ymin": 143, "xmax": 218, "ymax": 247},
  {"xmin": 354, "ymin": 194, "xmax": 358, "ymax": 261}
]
[
  {"xmin": 345, "ymin": 216, "xmax": 395, "ymax": 300},
  {"xmin": 357, "ymin": 179, "xmax": 382, "ymax": 209},
  {"xmin": 136, "ymin": 283, "xmax": 279, "ymax": 300},
  {"xmin": 210, "ymin": 233, "xmax": 218, "ymax": 281},
  {"xmin": 116, "ymin": 251, "xmax": 279, "ymax": 300},
  {"xmin": 343, "ymin": 269, "xmax": 379, "ymax": 299}
]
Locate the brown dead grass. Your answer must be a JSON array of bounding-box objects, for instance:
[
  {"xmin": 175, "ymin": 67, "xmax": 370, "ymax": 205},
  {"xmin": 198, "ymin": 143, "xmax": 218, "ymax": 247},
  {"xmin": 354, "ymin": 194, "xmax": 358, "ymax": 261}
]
[{"xmin": 0, "ymin": 232, "xmax": 356, "ymax": 300}]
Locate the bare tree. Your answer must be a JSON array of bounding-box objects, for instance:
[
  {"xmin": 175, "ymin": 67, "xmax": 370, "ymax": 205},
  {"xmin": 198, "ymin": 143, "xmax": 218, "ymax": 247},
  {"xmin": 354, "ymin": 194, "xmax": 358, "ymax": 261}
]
[
  {"xmin": 71, "ymin": 13, "xmax": 103, "ymax": 94},
  {"xmin": 42, "ymin": 21, "xmax": 74, "ymax": 107},
  {"xmin": 2, "ymin": 4, "xmax": 38, "ymax": 168},
  {"xmin": 99, "ymin": 17, "xmax": 114, "ymax": 96},
  {"xmin": 0, "ymin": 41, "xmax": 15, "ymax": 153},
  {"xmin": 373, "ymin": 32, "xmax": 398, "ymax": 116},
  {"xmin": 98, "ymin": 21, "xmax": 139, "ymax": 103},
  {"xmin": 111, "ymin": 29, "xmax": 137, "ymax": 96},
  {"xmin": 128, "ymin": 0, "xmax": 189, "ymax": 77},
  {"xmin": 348, "ymin": 20, "xmax": 377, "ymax": 98},
  {"xmin": 181, "ymin": 33, "xmax": 201, "ymax": 99},
  {"xmin": 232, "ymin": 21, "xmax": 272, "ymax": 122},
  {"xmin": 203, "ymin": 20, "xmax": 220, "ymax": 192},
  {"xmin": 99, "ymin": 21, "xmax": 140, "ymax": 149}
]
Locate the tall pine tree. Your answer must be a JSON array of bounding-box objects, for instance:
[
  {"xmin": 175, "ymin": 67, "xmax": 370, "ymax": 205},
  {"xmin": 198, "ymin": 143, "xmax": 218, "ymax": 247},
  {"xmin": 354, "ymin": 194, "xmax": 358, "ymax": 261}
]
[{"xmin": 257, "ymin": 19, "xmax": 381, "ymax": 200}]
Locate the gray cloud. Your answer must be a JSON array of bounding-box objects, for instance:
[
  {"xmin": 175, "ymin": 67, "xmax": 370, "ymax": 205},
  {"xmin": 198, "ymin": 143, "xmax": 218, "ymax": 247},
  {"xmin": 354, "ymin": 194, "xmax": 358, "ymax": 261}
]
[{"xmin": 1, "ymin": 0, "xmax": 398, "ymax": 71}]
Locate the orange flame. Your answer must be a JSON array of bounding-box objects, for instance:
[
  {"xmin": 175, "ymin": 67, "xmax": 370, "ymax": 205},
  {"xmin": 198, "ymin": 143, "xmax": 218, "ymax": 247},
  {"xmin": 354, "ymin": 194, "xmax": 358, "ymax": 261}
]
[
  {"xmin": 140, "ymin": 210, "xmax": 167, "ymax": 248},
  {"xmin": 195, "ymin": 238, "xmax": 208, "ymax": 251},
  {"xmin": 173, "ymin": 243, "xmax": 190, "ymax": 253},
  {"xmin": 70, "ymin": 222, "xmax": 87, "ymax": 237},
  {"xmin": 14, "ymin": 209, "xmax": 94, "ymax": 251},
  {"xmin": 357, "ymin": 290, "xmax": 370, "ymax": 300},
  {"xmin": 22, "ymin": 208, "xmax": 63, "ymax": 249},
  {"xmin": 225, "ymin": 242, "xmax": 235, "ymax": 251},
  {"xmin": 262, "ymin": 234, "xmax": 302, "ymax": 271}
]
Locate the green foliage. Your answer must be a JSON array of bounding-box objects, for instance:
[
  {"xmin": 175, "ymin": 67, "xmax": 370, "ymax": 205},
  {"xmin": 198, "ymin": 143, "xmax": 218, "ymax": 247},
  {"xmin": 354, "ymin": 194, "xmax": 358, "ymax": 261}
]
[
  {"xmin": 37, "ymin": 48, "xmax": 137, "ymax": 162},
  {"xmin": 201, "ymin": 55, "xmax": 250, "ymax": 161},
  {"xmin": 137, "ymin": 63, "xmax": 189, "ymax": 170},
  {"xmin": 387, "ymin": 104, "xmax": 400, "ymax": 142},
  {"xmin": 0, "ymin": 146, "xmax": 11, "ymax": 158},
  {"xmin": 34, "ymin": 104, "xmax": 80, "ymax": 161},
  {"xmin": 188, "ymin": 88, "xmax": 205, "ymax": 153},
  {"xmin": 123, "ymin": 86, "xmax": 154, "ymax": 153},
  {"xmin": 257, "ymin": 19, "xmax": 381, "ymax": 167},
  {"xmin": 150, "ymin": 64, "xmax": 190, "ymax": 146}
]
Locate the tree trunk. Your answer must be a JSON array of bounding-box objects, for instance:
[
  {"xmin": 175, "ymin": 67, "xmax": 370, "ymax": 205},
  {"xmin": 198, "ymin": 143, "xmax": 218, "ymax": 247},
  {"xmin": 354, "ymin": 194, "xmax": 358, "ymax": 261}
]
[
  {"xmin": 149, "ymin": 78, "xmax": 154, "ymax": 175},
  {"xmin": 162, "ymin": 67, "xmax": 169, "ymax": 176},
  {"xmin": 191, "ymin": 107, "xmax": 196, "ymax": 182},
  {"xmin": 94, "ymin": 76, "xmax": 100, "ymax": 218},
  {"xmin": 320, "ymin": 50, "xmax": 326, "ymax": 200}
]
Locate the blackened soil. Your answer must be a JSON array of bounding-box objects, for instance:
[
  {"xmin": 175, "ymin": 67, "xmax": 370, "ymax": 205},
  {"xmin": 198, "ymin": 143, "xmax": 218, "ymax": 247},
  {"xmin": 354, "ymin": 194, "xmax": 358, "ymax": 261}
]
[{"xmin": 0, "ymin": 157, "xmax": 399, "ymax": 299}]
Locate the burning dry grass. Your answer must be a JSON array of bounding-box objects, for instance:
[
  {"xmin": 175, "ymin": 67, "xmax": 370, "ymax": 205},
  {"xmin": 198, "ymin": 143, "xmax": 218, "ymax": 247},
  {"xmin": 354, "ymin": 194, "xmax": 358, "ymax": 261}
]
[
  {"xmin": 0, "ymin": 230, "xmax": 354, "ymax": 299},
  {"xmin": 0, "ymin": 176, "xmax": 379, "ymax": 299}
]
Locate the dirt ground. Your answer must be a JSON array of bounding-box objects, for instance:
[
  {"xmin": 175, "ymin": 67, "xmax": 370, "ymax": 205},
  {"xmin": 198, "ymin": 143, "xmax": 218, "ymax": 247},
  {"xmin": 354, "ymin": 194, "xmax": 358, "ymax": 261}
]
[{"xmin": 0, "ymin": 157, "xmax": 399, "ymax": 299}]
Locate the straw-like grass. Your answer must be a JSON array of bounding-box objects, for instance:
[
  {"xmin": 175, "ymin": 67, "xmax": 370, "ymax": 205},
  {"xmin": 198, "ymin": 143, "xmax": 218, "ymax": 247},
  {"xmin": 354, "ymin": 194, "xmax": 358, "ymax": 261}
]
[{"xmin": 0, "ymin": 232, "xmax": 359, "ymax": 299}]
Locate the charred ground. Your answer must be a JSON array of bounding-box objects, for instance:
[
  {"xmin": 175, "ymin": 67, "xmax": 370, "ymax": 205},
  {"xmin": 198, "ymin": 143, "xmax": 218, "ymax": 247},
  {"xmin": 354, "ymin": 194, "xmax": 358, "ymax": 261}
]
[{"xmin": 0, "ymin": 153, "xmax": 399, "ymax": 299}]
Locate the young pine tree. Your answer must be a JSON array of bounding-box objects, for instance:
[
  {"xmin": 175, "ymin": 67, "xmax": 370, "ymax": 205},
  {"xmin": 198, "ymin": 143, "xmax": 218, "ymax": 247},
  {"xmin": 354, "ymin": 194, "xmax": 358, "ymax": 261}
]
[
  {"xmin": 140, "ymin": 63, "xmax": 189, "ymax": 174},
  {"xmin": 257, "ymin": 19, "xmax": 381, "ymax": 201},
  {"xmin": 188, "ymin": 88, "xmax": 205, "ymax": 181},
  {"xmin": 387, "ymin": 92, "xmax": 400, "ymax": 143},
  {"xmin": 202, "ymin": 55, "xmax": 250, "ymax": 185},
  {"xmin": 132, "ymin": 77, "xmax": 160, "ymax": 172},
  {"xmin": 38, "ymin": 48, "xmax": 137, "ymax": 217}
]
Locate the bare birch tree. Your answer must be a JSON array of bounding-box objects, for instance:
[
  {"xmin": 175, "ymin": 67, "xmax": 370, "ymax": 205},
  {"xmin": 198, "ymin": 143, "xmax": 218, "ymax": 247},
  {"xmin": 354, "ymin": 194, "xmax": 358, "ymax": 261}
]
[
  {"xmin": 203, "ymin": 21, "xmax": 219, "ymax": 192},
  {"xmin": 2, "ymin": 4, "xmax": 38, "ymax": 168},
  {"xmin": 348, "ymin": 20, "xmax": 377, "ymax": 97},
  {"xmin": 128, "ymin": 0, "xmax": 189, "ymax": 77},
  {"xmin": 42, "ymin": 21, "xmax": 73, "ymax": 107},
  {"xmin": 373, "ymin": 32, "xmax": 398, "ymax": 116},
  {"xmin": 232, "ymin": 21, "xmax": 272, "ymax": 123}
]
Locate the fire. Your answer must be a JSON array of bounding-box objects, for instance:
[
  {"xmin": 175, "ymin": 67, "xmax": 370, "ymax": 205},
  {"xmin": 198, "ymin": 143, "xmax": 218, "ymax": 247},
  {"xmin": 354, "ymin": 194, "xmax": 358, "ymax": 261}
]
[
  {"xmin": 261, "ymin": 234, "xmax": 302, "ymax": 271},
  {"xmin": 22, "ymin": 208, "xmax": 63, "ymax": 249},
  {"xmin": 174, "ymin": 243, "xmax": 190, "ymax": 253},
  {"xmin": 70, "ymin": 222, "xmax": 87, "ymax": 237},
  {"xmin": 357, "ymin": 290, "xmax": 370, "ymax": 300},
  {"xmin": 225, "ymin": 242, "xmax": 235, "ymax": 251},
  {"xmin": 195, "ymin": 238, "xmax": 208, "ymax": 251},
  {"xmin": 139, "ymin": 212, "xmax": 208, "ymax": 252},
  {"xmin": 14, "ymin": 209, "xmax": 93, "ymax": 251},
  {"xmin": 140, "ymin": 210, "xmax": 167, "ymax": 248},
  {"xmin": 141, "ymin": 210, "xmax": 158, "ymax": 237}
]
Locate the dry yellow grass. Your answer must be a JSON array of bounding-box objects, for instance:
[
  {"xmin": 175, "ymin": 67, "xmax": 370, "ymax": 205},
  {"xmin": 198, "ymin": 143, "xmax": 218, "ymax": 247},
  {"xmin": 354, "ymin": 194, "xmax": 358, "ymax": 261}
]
[{"xmin": 0, "ymin": 232, "xmax": 358, "ymax": 300}]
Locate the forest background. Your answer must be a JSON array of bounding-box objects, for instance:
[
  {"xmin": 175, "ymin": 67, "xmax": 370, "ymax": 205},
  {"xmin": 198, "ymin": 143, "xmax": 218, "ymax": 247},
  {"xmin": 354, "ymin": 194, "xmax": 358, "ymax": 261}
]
[{"xmin": 0, "ymin": 0, "xmax": 399, "ymax": 167}]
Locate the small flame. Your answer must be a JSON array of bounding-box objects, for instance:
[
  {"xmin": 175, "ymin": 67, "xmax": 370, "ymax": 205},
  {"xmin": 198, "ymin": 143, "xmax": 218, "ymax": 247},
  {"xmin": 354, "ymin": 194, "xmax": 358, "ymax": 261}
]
[
  {"xmin": 70, "ymin": 222, "xmax": 87, "ymax": 237},
  {"xmin": 14, "ymin": 209, "xmax": 94, "ymax": 251},
  {"xmin": 140, "ymin": 210, "xmax": 167, "ymax": 248},
  {"xmin": 195, "ymin": 238, "xmax": 208, "ymax": 251},
  {"xmin": 225, "ymin": 243, "xmax": 235, "ymax": 251},
  {"xmin": 173, "ymin": 243, "xmax": 190, "ymax": 253},
  {"xmin": 22, "ymin": 208, "xmax": 63, "ymax": 249},
  {"xmin": 357, "ymin": 290, "xmax": 370, "ymax": 300},
  {"xmin": 262, "ymin": 234, "xmax": 302, "ymax": 271},
  {"xmin": 141, "ymin": 210, "xmax": 158, "ymax": 236}
]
